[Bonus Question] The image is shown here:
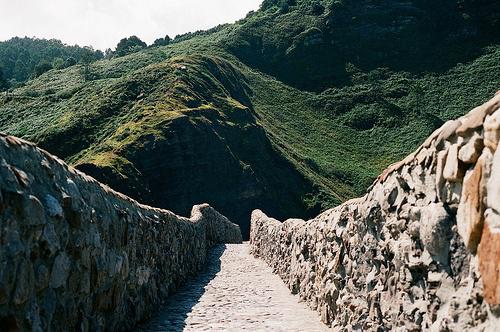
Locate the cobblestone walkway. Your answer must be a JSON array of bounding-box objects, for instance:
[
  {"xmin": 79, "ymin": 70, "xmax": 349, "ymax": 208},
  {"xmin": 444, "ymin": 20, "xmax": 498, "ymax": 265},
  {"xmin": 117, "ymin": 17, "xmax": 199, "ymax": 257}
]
[{"xmin": 137, "ymin": 243, "xmax": 330, "ymax": 331}]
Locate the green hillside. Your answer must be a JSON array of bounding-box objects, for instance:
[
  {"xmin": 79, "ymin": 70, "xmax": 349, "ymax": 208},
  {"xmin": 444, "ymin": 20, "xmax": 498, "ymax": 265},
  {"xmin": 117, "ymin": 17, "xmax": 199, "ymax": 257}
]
[{"xmin": 0, "ymin": 0, "xmax": 499, "ymax": 237}]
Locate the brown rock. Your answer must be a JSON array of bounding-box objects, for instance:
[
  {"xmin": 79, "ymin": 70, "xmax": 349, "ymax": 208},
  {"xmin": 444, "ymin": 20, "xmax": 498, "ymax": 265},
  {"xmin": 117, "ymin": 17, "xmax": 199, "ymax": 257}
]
[
  {"xmin": 478, "ymin": 219, "xmax": 500, "ymax": 305},
  {"xmin": 456, "ymin": 156, "xmax": 484, "ymax": 253}
]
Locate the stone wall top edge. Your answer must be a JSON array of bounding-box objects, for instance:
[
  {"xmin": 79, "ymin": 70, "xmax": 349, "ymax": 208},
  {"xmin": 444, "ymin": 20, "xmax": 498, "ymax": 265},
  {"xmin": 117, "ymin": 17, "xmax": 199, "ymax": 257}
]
[{"xmin": 0, "ymin": 133, "xmax": 221, "ymax": 226}]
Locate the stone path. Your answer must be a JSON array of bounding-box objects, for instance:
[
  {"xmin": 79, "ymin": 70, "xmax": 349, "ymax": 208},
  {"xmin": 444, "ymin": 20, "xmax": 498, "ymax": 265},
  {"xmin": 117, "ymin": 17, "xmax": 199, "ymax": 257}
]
[{"xmin": 137, "ymin": 243, "xmax": 330, "ymax": 331}]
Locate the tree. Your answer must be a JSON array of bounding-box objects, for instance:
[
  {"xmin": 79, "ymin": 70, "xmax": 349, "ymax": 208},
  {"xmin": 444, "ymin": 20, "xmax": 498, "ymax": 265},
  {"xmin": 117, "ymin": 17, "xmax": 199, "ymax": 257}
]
[
  {"xmin": 0, "ymin": 37, "xmax": 105, "ymax": 85},
  {"xmin": 115, "ymin": 36, "xmax": 147, "ymax": 57},
  {"xmin": 153, "ymin": 35, "xmax": 171, "ymax": 47},
  {"xmin": 261, "ymin": 0, "xmax": 279, "ymax": 10},
  {"xmin": 104, "ymin": 48, "xmax": 114, "ymax": 59},
  {"xmin": 95, "ymin": 49, "xmax": 104, "ymax": 60},
  {"xmin": 80, "ymin": 47, "xmax": 96, "ymax": 81},
  {"xmin": 52, "ymin": 57, "xmax": 65, "ymax": 70},
  {"xmin": 33, "ymin": 60, "xmax": 53, "ymax": 77},
  {"xmin": 261, "ymin": 0, "xmax": 294, "ymax": 11},
  {"xmin": 0, "ymin": 66, "xmax": 8, "ymax": 91},
  {"xmin": 65, "ymin": 57, "xmax": 77, "ymax": 67}
]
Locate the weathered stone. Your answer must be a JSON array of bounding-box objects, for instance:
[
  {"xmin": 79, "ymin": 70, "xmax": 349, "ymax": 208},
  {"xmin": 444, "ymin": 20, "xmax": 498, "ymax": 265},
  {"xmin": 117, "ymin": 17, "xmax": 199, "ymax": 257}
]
[
  {"xmin": 44, "ymin": 194, "xmax": 63, "ymax": 218},
  {"xmin": 0, "ymin": 158, "xmax": 22, "ymax": 190},
  {"xmin": 107, "ymin": 252, "xmax": 124, "ymax": 277},
  {"xmin": 420, "ymin": 203, "xmax": 452, "ymax": 265},
  {"xmin": 416, "ymin": 147, "xmax": 429, "ymax": 165},
  {"xmin": 251, "ymin": 95, "xmax": 500, "ymax": 331},
  {"xmin": 35, "ymin": 264, "xmax": 49, "ymax": 292},
  {"xmin": 486, "ymin": 144, "xmax": 500, "ymax": 215},
  {"xmin": 456, "ymin": 157, "xmax": 485, "ymax": 253},
  {"xmin": 436, "ymin": 120, "xmax": 461, "ymax": 147},
  {"xmin": 23, "ymin": 195, "xmax": 46, "ymax": 226},
  {"xmin": 0, "ymin": 132, "xmax": 241, "ymax": 331},
  {"xmin": 457, "ymin": 105, "xmax": 489, "ymax": 135},
  {"xmin": 13, "ymin": 258, "xmax": 33, "ymax": 305},
  {"xmin": 64, "ymin": 178, "xmax": 82, "ymax": 209},
  {"xmin": 40, "ymin": 288, "xmax": 57, "ymax": 325},
  {"xmin": 4, "ymin": 227, "xmax": 25, "ymax": 258},
  {"xmin": 41, "ymin": 223, "xmax": 60, "ymax": 255},
  {"xmin": 49, "ymin": 253, "xmax": 71, "ymax": 289},
  {"xmin": 458, "ymin": 133, "xmax": 483, "ymax": 164},
  {"xmin": 478, "ymin": 217, "xmax": 500, "ymax": 306},
  {"xmin": 435, "ymin": 150, "xmax": 448, "ymax": 202},
  {"xmin": 484, "ymin": 110, "xmax": 500, "ymax": 151},
  {"xmin": 12, "ymin": 167, "xmax": 31, "ymax": 187},
  {"xmin": 443, "ymin": 144, "xmax": 465, "ymax": 182},
  {"xmin": 442, "ymin": 179, "xmax": 463, "ymax": 207}
]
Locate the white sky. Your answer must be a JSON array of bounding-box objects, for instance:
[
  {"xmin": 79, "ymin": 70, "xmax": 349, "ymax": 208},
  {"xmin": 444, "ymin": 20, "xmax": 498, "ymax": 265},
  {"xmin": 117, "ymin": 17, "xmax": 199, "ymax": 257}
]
[{"xmin": 0, "ymin": 0, "xmax": 262, "ymax": 50}]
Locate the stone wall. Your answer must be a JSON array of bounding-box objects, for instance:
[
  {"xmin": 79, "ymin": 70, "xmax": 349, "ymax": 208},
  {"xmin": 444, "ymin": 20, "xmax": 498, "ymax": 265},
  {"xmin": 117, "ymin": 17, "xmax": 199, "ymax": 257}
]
[
  {"xmin": 0, "ymin": 134, "xmax": 242, "ymax": 331},
  {"xmin": 250, "ymin": 93, "xmax": 500, "ymax": 330}
]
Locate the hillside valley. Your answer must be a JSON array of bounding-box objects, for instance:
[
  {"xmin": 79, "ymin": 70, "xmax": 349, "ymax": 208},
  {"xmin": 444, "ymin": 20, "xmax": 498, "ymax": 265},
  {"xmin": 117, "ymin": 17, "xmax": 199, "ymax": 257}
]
[{"xmin": 0, "ymin": 0, "xmax": 499, "ymax": 238}]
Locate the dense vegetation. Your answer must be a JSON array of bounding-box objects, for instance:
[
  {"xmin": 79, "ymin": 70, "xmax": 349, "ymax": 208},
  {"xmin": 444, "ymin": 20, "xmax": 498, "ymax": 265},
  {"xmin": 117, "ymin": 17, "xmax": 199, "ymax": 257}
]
[
  {"xmin": 226, "ymin": 0, "xmax": 500, "ymax": 90},
  {"xmin": 0, "ymin": 0, "xmax": 498, "ymax": 236},
  {"xmin": 0, "ymin": 37, "xmax": 103, "ymax": 88}
]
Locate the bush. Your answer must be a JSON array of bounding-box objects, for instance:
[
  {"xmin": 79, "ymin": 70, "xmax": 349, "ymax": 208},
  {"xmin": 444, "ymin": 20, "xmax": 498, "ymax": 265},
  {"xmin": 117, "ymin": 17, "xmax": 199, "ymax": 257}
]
[
  {"xmin": 152, "ymin": 35, "xmax": 171, "ymax": 47},
  {"xmin": 65, "ymin": 57, "xmax": 77, "ymax": 67},
  {"xmin": 33, "ymin": 61, "xmax": 52, "ymax": 77},
  {"xmin": 52, "ymin": 57, "xmax": 65, "ymax": 69}
]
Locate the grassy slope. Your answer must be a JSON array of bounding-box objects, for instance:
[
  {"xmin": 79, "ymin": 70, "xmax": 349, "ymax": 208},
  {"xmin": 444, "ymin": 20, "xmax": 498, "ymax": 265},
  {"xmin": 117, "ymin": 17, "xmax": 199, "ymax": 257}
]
[
  {"xmin": 0, "ymin": 0, "xmax": 499, "ymax": 216},
  {"xmin": 242, "ymin": 46, "xmax": 500, "ymax": 209}
]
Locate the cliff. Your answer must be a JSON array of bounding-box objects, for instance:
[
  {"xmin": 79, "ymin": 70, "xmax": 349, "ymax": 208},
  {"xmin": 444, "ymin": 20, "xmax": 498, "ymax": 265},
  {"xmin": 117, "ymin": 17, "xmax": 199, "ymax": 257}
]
[
  {"xmin": 0, "ymin": 133, "xmax": 241, "ymax": 331},
  {"xmin": 251, "ymin": 93, "xmax": 500, "ymax": 330}
]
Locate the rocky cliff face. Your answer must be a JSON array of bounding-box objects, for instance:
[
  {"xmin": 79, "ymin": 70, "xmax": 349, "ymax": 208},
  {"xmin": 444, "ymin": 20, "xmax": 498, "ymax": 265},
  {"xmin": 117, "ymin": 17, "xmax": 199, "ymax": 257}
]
[
  {"xmin": 251, "ymin": 93, "xmax": 500, "ymax": 330},
  {"xmin": 76, "ymin": 104, "xmax": 320, "ymax": 240},
  {"xmin": 0, "ymin": 133, "xmax": 241, "ymax": 331}
]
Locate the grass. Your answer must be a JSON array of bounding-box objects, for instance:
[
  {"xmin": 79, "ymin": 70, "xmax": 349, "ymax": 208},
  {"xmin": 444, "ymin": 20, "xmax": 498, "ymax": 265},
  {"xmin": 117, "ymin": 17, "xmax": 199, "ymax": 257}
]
[{"xmin": 239, "ymin": 46, "xmax": 500, "ymax": 208}]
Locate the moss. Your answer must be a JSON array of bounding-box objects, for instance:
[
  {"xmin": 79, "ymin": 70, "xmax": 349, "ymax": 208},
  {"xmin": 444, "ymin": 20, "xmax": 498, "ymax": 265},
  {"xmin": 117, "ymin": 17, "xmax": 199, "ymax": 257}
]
[{"xmin": 79, "ymin": 151, "xmax": 130, "ymax": 174}]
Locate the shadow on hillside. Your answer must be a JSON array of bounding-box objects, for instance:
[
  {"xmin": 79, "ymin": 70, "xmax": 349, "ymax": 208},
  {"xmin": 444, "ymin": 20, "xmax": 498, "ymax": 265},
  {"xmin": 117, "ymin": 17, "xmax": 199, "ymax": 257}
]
[{"xmin": 135, "ymin": 245, "xmax": 226, "ymax": 332}]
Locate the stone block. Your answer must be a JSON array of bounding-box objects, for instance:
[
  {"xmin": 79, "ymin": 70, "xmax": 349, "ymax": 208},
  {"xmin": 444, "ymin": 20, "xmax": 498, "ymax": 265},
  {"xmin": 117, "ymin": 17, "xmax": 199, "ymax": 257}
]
[
  {"xmin": 419, "ymin": 203, "xmax": 452, "ymax": 266},
  {"xmin": 458, "ymin": 133, "xmax": 483, "ymax": 164},
  {"xmin": 478, "ymin": 216, "xmax": 500, "ymax": 306},
  {"xmin": 456, "ymin": 157, "xmax": 485, "ymax": 253},
  {"xmin": 443, "ymin": 144, "xmax": 465, "ymax": 182}
]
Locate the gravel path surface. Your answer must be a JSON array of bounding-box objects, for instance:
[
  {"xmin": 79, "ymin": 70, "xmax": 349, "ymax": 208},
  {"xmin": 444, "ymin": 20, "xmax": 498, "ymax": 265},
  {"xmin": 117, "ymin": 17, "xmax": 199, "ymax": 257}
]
[{"xmin": 136, "ymin": 243, "xmax": 330, "ymax": 331}]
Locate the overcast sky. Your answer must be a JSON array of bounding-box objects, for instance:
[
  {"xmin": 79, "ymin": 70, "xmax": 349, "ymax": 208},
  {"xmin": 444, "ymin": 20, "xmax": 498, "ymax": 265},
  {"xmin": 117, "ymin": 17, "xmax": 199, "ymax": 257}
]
[{"xmin": 0, "ymin": 0, "xmax": 262, "ymax": 50}]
